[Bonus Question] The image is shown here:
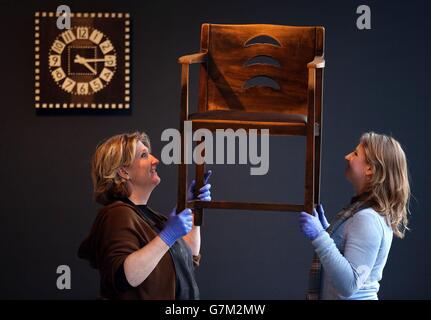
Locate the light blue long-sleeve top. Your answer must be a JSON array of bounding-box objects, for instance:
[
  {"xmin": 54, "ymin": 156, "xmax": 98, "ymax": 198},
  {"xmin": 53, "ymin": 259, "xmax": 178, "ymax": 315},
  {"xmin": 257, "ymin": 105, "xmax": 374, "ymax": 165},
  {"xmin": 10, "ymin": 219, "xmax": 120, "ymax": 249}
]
[{"xmin": 311, "ymin": 207, "xmax": 393, "ymax": 300}]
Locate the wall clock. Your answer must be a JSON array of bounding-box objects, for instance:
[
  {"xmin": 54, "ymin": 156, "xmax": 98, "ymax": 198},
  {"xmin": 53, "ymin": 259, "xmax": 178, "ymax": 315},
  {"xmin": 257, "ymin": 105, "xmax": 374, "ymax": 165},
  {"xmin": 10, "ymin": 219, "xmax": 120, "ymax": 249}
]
[{"xmin": 34, "ymin": 12, "xmax": 131, "ymax": 111}]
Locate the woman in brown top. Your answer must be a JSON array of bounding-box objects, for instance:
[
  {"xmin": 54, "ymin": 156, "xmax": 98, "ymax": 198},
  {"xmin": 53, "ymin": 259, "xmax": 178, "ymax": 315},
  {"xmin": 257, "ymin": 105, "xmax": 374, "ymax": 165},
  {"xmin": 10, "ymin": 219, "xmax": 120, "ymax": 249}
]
[{"xmin": 78, "ymin": 131, "xmax": 212, "ymax": 300}]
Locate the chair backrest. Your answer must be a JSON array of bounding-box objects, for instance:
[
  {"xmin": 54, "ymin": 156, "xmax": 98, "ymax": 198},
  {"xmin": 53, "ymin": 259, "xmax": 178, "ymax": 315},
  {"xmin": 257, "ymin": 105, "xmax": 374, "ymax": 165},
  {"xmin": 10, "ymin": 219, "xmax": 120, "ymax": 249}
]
[{"xmin": 198, "ymin": 24, "xmax": 324, "ymax": 117}]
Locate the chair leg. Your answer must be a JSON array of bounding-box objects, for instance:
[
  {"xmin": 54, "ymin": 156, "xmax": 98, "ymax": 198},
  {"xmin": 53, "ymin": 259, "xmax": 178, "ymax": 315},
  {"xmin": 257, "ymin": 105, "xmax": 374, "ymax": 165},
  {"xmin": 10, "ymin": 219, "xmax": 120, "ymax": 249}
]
[
  {"xmin": 177, "ymin": 162, "xmax": 188, "ymax": 213},
  {"xmin": 177, "ymin": 125, "xmax": 188, "ymax": 213},
  {"xmin": 314, "ymin": 133, "xmax": 322, "ymax": 206},
  {"xmin": 194, "ymin": 138, "xmax": 206, "ymax": 226},
  {"xmin": 195, "ymin": 163, "xmax": 205, "ymax": 226},
  {"xmin": 304, "ymin": 127, "xmax": 315, "ymax": 214}
]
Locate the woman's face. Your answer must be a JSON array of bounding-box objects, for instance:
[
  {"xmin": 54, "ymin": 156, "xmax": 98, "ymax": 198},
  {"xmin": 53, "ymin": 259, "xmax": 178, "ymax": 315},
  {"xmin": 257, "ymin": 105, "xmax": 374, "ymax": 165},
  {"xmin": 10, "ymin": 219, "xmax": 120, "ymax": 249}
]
[
  {"xmin": 344, "ymin": 143, "xmax": 373, "ymax": 194},
  {"xmin": 125, "ymin": 141, "xmax": 161, "ymax": 191}
]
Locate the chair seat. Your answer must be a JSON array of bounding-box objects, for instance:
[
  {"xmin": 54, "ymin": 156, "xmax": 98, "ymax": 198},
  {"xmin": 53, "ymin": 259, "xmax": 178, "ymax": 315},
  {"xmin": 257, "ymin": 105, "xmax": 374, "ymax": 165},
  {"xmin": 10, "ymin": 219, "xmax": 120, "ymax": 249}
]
[{"xmin": 189, "ymin": 110, "xmax": 307, "ymax": 123}]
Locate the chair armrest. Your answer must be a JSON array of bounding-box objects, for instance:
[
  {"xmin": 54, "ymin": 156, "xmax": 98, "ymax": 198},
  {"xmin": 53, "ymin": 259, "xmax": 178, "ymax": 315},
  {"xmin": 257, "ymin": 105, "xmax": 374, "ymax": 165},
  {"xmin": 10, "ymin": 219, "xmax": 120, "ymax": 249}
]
[
  {"xmin": 178, "ymin": 52, "xmax": 208, "ymax": 64},
  {"xmin": 307, "ymin": 56, "xmax": 325, "ymax": 69}
]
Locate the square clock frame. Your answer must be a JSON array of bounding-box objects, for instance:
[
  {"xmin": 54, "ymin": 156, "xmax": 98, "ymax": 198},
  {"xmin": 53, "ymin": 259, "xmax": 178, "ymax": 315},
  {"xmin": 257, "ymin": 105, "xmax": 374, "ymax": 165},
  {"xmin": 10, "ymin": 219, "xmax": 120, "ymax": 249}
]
[{"xmin": 34, "ymin": 12, "xmax": 131, "ymax": 111}]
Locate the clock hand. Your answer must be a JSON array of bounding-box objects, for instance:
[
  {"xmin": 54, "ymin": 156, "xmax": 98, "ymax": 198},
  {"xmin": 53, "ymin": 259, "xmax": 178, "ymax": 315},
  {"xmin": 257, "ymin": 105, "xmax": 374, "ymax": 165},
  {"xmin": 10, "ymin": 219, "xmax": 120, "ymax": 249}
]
[
  {"xmin": 82, "ymin": 61, "xmax": 97, "ymax": 74},
  {"xmin": 80, "ymin": 58, "xmax": 107, "ymax": 63},
  {"xmin": 74, "ymin": 55, "xmax": 97, "ymax": 74},
  {"xmin": 74, "ymin": 54, "xmax": 86, "ymax": 64}
]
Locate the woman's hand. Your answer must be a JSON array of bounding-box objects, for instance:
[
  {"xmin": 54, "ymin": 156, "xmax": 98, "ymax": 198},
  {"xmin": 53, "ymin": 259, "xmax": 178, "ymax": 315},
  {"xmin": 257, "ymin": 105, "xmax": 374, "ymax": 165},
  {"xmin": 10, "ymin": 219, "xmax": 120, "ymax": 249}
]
[
  {"xmin": 299, "ymin": 208, "xmax": 325, "ymax": 241},
  {"xmin": 187, "ymin": 170, "xmax": 212, "ymax": 202},
  {"xmin": 159, "ymin": 208, "xmax": 193, "ymax": 247}
]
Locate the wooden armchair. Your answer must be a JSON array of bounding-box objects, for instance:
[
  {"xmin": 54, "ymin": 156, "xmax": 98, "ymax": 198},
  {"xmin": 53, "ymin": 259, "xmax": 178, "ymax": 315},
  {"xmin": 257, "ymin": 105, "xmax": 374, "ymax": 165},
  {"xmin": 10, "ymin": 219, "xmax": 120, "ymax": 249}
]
[{"xmin": 177, "ymin": 24, "xmax": 325, "ymax": 225}]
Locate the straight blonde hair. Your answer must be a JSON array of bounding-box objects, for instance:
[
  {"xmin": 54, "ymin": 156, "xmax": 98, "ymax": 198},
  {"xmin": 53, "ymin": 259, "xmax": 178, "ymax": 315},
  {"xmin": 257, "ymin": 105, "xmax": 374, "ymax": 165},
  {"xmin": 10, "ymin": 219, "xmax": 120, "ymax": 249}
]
[
  {"xmin": 360, "ymin": 132, "xmax": 411, "ymax": 238},
  {"xmin": 91, "ymin": 131, "xmax": 151, "ymax": 205}
]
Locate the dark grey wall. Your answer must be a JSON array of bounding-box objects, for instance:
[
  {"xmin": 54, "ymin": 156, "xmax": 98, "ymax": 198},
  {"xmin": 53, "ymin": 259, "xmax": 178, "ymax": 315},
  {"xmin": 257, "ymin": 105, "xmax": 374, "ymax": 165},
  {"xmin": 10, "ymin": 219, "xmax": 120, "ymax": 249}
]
[{"xmin": 0, "ymin": 0, "xmax": 429, "ymax": 299}]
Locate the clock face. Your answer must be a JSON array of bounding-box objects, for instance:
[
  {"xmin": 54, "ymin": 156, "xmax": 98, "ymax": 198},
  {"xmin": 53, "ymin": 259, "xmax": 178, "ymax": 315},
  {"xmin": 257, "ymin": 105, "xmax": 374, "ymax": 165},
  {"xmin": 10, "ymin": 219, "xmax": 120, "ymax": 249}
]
[
  {"xmin": 35, "ymin": 12, "xmax": 130, "ymax": 111},
  {"xmin": 48, "ymin": 26, "xmax": 117, "ymax": 95}
]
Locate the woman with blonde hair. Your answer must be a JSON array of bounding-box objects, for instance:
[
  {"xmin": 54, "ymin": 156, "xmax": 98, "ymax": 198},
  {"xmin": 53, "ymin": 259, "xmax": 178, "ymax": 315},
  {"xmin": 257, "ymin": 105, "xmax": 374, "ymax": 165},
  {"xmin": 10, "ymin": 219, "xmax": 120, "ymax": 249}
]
[
  {"xmin": 78, "ymin": 131, "xmax": 212, "ymax": 300},
  {"xmin": 299, "ymin": 132, "xmax": 410, "ymax": 300}
]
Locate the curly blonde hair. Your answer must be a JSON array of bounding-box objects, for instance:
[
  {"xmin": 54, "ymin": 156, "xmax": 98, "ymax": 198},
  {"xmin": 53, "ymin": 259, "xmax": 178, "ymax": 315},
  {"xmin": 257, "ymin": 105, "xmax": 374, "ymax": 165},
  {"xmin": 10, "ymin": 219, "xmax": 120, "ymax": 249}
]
[
  {"xmin": 91, "ymin": 131, "xmax": 151, "ymax": 205},
  {"xmin": 360, "ymin": 132, "xmax": 411, "ymax": 238}
]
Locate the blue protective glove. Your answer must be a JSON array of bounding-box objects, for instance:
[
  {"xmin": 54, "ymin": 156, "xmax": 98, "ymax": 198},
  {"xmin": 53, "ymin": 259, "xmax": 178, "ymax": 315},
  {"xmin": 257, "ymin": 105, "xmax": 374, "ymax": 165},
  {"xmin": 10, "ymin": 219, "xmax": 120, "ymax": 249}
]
[
  {"xmin": 316, "ymin": 203, "xmax": 330, "ymax": 230},
  {"xmin": 187, "ymin": 170, "xmax": 212, "ymax": 202},
  {"xmin": 299, "ymin": 208, "xmax": 325, "ymax": 241},
  {"xmin": 159, "ymin": 208, "xmax": 193, "ymax": 247}
]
